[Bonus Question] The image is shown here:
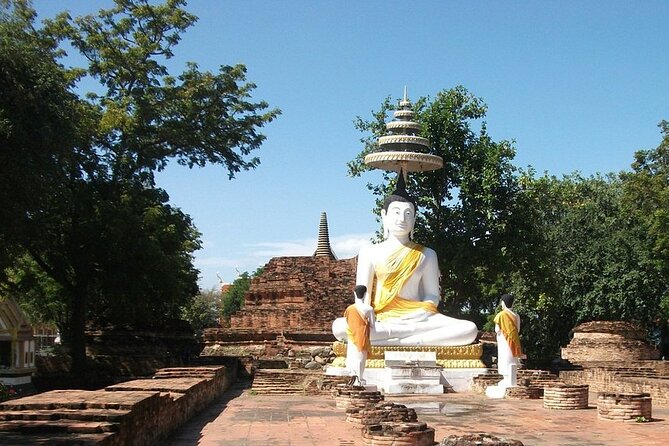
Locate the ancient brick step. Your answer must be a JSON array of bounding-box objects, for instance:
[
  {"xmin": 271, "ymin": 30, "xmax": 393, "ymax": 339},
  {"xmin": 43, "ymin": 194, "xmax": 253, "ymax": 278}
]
[
  {"xmin": 252, "ymin": 383, "xmax": 305, "ymax": 389},
  {"xmin": 105, "ymin": 377, "xmax": 207, "ymax": 394},
  {"xmin": 252, "ymin": 380, "xmax": 301, "ymax": 387},
  {"xmin": 252, "ymin": 389, "xmax": 306, "ymax": 395},
  {"xmin": 0, "ymin": 366, "xmax": 233, "ymax": 446},
  {"xmin": 153, "ymin": 371, "xmax": 216, "ymax": 379},
  {"xmin": 155, "ymin": 366, "xmax": 222, "ymax": 372},
  {"xmin": 0, "ymin": 419, "xmax": 118, "ymax": 433},
  {"xmin": 0, "ymin": 389, "xmax": 158, "ymax": 411},
  {"xmin": 252, "ymin": 381, "xmax": 300, "ymax": 388},
  {"xmin": 251, "ymin": 383, "xmax": 304, "ymax": 389},
  {"xmin": 0, "ymin": 431, "xmax": 115, "ymax": 445},
  {"xmin": 249, "ymin": 369, "xmax": 342, "ymax": 395},
  {"xmin": 153, "ymin": 366, "xmax": 222, "ymax": 379},
  {"xmin": 253, "ymin": 376, "xmax": 296, "ymax": 382},
  {"xmin": 251, "ymin": 382, "xmax": 304, "ymax": 388},
  {"xmin": 440, "ymin": 433, "xmax": 524, "ymax": 446},
  {"xmin": 0, "ymin": 407, "xmax": 130, "ymax": 422}
]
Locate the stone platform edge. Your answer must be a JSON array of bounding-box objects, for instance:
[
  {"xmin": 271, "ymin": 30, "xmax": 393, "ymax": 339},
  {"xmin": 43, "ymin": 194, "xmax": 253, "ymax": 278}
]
[
  {"xmin": 326, "ymin": 366, "xmax": 487, "ymax": 393},
  {"xmin": 0, "ymin": 365, "xmax": 236, "ymax": 446}
]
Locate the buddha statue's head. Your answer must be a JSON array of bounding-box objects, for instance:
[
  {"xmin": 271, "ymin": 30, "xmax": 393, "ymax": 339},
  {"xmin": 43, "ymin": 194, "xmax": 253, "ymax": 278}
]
[{"xmin": 381, "ymin": 172, "xmax": 416, "ymax": 239}]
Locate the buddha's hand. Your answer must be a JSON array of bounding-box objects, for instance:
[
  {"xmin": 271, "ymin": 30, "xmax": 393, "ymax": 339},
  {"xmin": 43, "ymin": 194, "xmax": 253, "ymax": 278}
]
[
  {"xmin": 423, "ymin": 295, "xmax": 440, "ymax": 307},
  {"xmin": 354, "ymin": 300, "xmax": 375, "ymax": 323}
]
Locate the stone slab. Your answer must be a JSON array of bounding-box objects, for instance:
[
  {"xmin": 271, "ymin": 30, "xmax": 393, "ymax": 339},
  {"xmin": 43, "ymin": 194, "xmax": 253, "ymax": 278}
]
[
  {"xmin": 325, "ymin": 367, "xmax": 488, "ymax": 393},
  {"xmin": 486, "ymin": 384, "xmax": 510, "ymax": 399},
  {"xmin": 387, "ymin": 366, "xmax": 442, "ymax": 380},
  {"xmin": 384, "ymin": 351, "xmax": 437, "ymax": 367},
  {"xmin": 385, "ymin": 382, "xmax": 445, "ymax": 394}
]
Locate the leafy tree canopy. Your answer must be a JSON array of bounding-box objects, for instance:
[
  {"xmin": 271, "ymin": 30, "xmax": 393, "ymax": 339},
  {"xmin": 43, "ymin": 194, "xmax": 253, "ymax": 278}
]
[
  {"xmin": 0, "ymin": 0, "xmax": 279, "ymax": 376},
  {"xmin": 221, "ymin": 267, "xmax": 263, "ymax": 320},
  {"xmin": 180, "ymin": 287, "xmax": 221, "ymax": 334}
]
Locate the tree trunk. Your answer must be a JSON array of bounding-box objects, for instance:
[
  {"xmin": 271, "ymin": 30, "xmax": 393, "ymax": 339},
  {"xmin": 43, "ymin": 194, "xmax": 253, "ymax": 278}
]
[{"xmin": 69, "ymin": 281, "xmax": 87, "ymax": 380}]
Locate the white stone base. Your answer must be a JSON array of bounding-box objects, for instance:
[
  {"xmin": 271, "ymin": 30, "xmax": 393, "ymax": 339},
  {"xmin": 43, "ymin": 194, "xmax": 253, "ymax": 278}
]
[
  {"xmin": 325, "ymin": 366, "xmax": 354, "ymax": 377},
  {"xmin": 485, "ymin": 384, "xmax": 512, "ymax": 399},
  {"xmin": 325, "ymin": 366, "xmax": 487, "ymax": 394},
  {"xmin": 441, "ymin": 368, "xmax": 488, "ymax": 392},
  {"xmin": 0, "ymin": 375, "xmax": 32, "ymax": 386},
  {"xmin": 384, "ymin": 365, "xmax": 443, "ymax": 394}
]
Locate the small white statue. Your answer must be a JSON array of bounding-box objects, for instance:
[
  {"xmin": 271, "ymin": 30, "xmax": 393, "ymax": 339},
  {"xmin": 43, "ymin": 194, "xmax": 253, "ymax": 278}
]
[
  {"xmin": 332, "ymin": 174, "xmax": 478, "ymax": 384},
  {"xmin": 486, "ymin": 293, "xmax": 522, "ymax": 398}
]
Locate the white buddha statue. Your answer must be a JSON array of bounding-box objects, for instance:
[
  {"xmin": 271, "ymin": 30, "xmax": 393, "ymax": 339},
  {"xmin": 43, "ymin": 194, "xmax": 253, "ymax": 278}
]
[
  {"xmin": 494, "ymin": 294, "xmax": 522, "ymax": 385},
  {"xmin": 332, "ymin": 175, "xmax": 478, "ymax": 383},
  {"xmin": 486, "ymin": 293, "xmax": 522, "ymax": 398}
]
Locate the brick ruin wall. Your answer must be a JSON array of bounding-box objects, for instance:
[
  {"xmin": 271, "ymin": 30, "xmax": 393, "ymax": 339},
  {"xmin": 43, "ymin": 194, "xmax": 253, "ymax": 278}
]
[
  {"xmin": 203, "ymin": 256, "xmax": 356, "ymax": 370},
  {"xmin": 0, "ymin": 365, "xmax": 236, "ymax": 446},
  {"xmin": 561, "ymin": 320, "xmax": 659, "ymax": 363},
  {"xmin": 561, "ymin": 333, "xmax": 659, "ymax": 363},
  {"xmin": 559, "ymin": 361, "xmax": 669, "ymax": 406},
  {"xmin": 34, "ymin": 324, "xmax": 200, "ymax": 391},
  {"xmin": 558, "ymin": 321, "xmax": 669, "ymax": 406},
  {"xmin": 229, "ymin": 256, "xmax": 357, "ymax": 332}
]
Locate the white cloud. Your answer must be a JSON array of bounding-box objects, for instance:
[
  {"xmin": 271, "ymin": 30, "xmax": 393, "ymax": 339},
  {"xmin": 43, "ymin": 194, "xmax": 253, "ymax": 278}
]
[
  {"xmin": 245, "ymin": 232, "xmax": 374, "ymax": 260},
  {"xmin": 245, "ymin": 238, "xmax": 316, "ymax": 258},
  {"xmin": 331, "ymin": 233, "xmax": 375, "ymax": 258},
  {"xmin": 194, "ymin": 257, "xmax": 242, "ymax": 268},
  {"xmin": 195, "ymin": 232, "xmax": 375, "ymax": 288},
  {"xmin": 199, "ymin": 238, "xmax": 216, "ymax": 249}
]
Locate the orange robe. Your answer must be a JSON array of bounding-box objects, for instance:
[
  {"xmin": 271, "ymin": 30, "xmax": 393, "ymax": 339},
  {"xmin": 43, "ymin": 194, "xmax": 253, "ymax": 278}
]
[{"xmin": 494, "ymin": 308, "xmax": 522, "ymax": 357}]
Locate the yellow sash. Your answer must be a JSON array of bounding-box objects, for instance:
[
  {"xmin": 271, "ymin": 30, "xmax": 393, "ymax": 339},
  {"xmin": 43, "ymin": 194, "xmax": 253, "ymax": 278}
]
[
  {"xmin": 494, "ymin": 308, "xmax": 522, "ymax": 357},
  {"xmin": 373, "ymin": 242, "xmax": 437, "ymax": 321}
]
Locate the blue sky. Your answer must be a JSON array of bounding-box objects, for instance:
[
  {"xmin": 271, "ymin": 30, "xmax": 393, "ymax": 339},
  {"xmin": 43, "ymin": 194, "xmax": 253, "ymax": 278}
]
[{"xmin": 35, "ymin": 1, "xmax": 669, "ymax": 289}]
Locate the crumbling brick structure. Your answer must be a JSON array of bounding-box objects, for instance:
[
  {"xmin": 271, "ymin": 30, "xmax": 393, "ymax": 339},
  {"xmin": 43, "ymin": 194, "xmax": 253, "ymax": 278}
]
[
  {"xmin": 203, "ymin": 255, "xmax": 356, "ymax": 370},
  {"xmin": 230, "ymin": 256, "xmax": 356, "ymax": 332},
  {"xmin": 561, "ymin": 321, "xmax": 659, "ymax": 363}
]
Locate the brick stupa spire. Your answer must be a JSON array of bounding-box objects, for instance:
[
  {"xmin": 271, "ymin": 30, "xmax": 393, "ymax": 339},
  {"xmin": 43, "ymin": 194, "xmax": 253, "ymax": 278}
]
[{"xmin": 313, "ymin": 212, "xmax": 336, "ymax": 259}]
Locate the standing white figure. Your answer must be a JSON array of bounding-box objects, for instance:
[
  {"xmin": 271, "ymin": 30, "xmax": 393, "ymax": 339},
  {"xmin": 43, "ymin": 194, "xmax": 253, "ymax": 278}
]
[
  {"xmin": 486, "ymin": 293, "xmax": 522, "ymax": 398},
  {"xmin": 332, "ymin": 173, "xmax": 478, "ymax": 385}
]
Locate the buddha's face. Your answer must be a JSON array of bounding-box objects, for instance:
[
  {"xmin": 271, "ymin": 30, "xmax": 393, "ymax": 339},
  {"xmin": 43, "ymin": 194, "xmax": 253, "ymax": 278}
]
[{"xmin": 381, "ymin": 201, "xmax": 415, "ymax": 238}]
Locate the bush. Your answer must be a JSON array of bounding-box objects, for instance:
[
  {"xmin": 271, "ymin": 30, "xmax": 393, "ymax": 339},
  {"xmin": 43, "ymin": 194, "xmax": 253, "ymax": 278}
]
[{"xmin": 0, "ymin": 383, "xmax": 17, "ymax": 402}]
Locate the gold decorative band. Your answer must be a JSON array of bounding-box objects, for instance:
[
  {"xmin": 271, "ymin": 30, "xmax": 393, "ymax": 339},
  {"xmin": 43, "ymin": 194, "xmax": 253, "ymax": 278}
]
[
  {"xmin": 329, "ymin": 357, "xmax": 485, "ymax": 369},
  {"xmin": 331, "ymin": 341, "xmax": 483, "ymax": 360}
]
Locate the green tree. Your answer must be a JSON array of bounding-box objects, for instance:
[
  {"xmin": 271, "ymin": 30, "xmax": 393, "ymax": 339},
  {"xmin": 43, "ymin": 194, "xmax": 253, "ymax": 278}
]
[
  {"xmin": 0, "ymin": 0, "xmax": 93, "ymax": 271},
  {"xmin": 221, "ymin": 267, "xmax": 263, "ymax": 320},
  {"xmin": 501, "ymin": 172, "xmax": 573, "ymax": 362},
  {"xmin": 621, "ymin": 120, "xmax": 669, "ymax": 314},
  {"xmin": 181, "ymin": 287, "xmax": 221, "ymax": 334},
  {"xmin": 510, "ymin": 171, "xmax": 666, "ymax": 362},
  {"xmin": 349, "ymin": 87, "xmax": 523, "ymax": 325},
  {"xmin": 1, "ymin": 254, "xmax": 67, "ymax": 329},
  {"xmin": 0, "ymin": 0, "xmax": 279, "ymax": 377}
]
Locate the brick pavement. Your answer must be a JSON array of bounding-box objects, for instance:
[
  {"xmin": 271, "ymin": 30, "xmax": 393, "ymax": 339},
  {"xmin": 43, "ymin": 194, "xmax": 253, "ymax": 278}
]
[{"xmin": 166, "ymin": 383, "xmax": 669, "ymax": 446}]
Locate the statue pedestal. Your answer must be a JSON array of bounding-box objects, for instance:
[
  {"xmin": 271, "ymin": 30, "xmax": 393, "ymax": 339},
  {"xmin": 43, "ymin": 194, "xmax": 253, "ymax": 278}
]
[
  {"xmin": 325, "ymin": 343, "xmax": 488, "ymax": 393},
  {"xmin": 325, "ymin": 342, "xmax": 488, "ymax": 393},
  {"xmin": 325, "ymin": 366, "xmax": 488, "ymax": 393},
  {"xmin": 485, "ymin": 383, "xmax": 513, "ymax": 399},
  {"xmin": 485, "ymin": 364, "xmax": 518, "ymax": 399},
  {"xmin": 382, "ymin": 351, "xmax": 443, "ymax": 394}
]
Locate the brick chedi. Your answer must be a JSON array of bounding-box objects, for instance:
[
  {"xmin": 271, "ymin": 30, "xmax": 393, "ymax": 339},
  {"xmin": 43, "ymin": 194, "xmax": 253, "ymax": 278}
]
[
  {"xmin": 229, "ymin": 211, "xmax": 356, "ymax": 333},
  {"xmin": 230, "ymin": 255, "xmax": 355, "ymax": 332},
  {"xmin": 203, "ymin": 213, "xmax": 357, "ymax": 371},
  {"xmin": 561, "ymin": 321, "xmax": 659, "ymax": 364}
]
